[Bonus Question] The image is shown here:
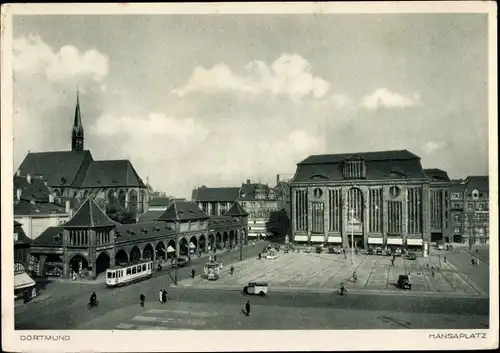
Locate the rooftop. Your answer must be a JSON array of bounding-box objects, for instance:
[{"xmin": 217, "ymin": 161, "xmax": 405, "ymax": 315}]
[
  {"xmin": 156, "ymin": 200, "xmax": 210, "ymax": 222},
  {"xmin": 61, "ymin": 197, "xmax": 119, "ymax": 228}
]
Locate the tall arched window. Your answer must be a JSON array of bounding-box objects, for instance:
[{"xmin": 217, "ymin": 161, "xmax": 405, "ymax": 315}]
[{"xmin": 347, "ymin": 188, "xmax": 363, "ymax": 222}]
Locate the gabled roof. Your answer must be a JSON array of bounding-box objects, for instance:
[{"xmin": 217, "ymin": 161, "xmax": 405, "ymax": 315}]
[
  {"xmin": 16, "ymin": 150, "xmax": 94, "ymax": 187},
  {"xmin": 208, "ymin": 215, "xmax": 240, "ymax": 227},
  {"xmin": 61, "ymin": 197, "xmax": 119, "ymax": 228},
  {"xmin": 14, "ymin": 221, "xmax": 31, "ymax": 245},
  {"xmin": 14, "ymin": 176, "xmax": 51, "ymax": 203},
  {"xmin": 33, "ymin": 226, "xmax": 64, "ymax": 246},
  {"xmin": 192, "ymin": 186, "xmax": 241, "ymax": 202},
  {"xmin": 465, "ymin": 176, "xmax": 489, "ymax": 192},
  {"xmin": 298, "ymin": 149, "xmax": 420, "ymax": 165},
  {"xmin": 156, "ymin": 200, "xmax": 209, "ymax": 222},
  {"xmin": 292, "ymin": 149, "xmax": 426, "ymax": 182},
  {"xmin": 424, "ymin": 168, "xmax": 451, "ymax": 182},
  {"xmin": 239, "ymin": 183, "xmax": 270, "ymax": 198},
  {"xmin": 14, "ymin": 200, "xmax": 67, "ymax": 216},
  {"xmin": 224, "ymin": 201, "xmax": 249, "ymax": 217},
  {"xmin": 80, "ymin": 160, "xmax": 146, "ymax": 188},
  {"xmin": 149, "ymin": 197, "xmax": 176, "ymax": 207},
  {"xmin": 137, "ymin": 210, "xmax": 164, "ymax": 222}
]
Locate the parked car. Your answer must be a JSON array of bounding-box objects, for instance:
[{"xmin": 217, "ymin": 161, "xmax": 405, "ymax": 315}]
[
  {"xmin": 315, "ymin": 246, "xmax": 323, "ymax": 254},
  {"xmin": 398, "ymin": 275, "xmax": 412, "ymax": 290},
  {"xmin": 394, "ymin": 248, "xmax": 402, "ymax": 257},
  {"xmin": 375, "ymin": 247, "xmax": 384, "ymax": 255},
  {"xmin": 172, "ymin": 257, "xmax": 188, "ymax": 268},
  {"xmin": 305, "ymin": 247, "xmax": 312, "ymax": 253},
  {"xmin": 407, "ymin": 252, "xmax": 417, "ymax": 260},
  {"xmin": 328, "ymin": 247, "xmax": 341, "ymax": 254},
  {"xmin": 366, "ymin": 248, "xmax": 374, "ymax": 255}
]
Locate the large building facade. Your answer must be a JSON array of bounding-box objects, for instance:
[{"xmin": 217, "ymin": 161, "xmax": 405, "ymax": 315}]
[
  {"xmin": 15, "ymin": 91, "xmax": 148, "ymax": 215},
  {"xmin": 290, "ymin": 150, "xmax": 452, "ymax": 252}
]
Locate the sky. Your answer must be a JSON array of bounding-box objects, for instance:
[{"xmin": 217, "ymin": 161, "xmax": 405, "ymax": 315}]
[{"xmin": 12, "ymin": 14, "xmax": 489, "ymax": 198}]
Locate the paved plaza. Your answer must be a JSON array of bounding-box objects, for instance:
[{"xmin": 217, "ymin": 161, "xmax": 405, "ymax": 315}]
[{"xmin": 177, "ymin": 248, "xmax": 488, "ymax": 297}]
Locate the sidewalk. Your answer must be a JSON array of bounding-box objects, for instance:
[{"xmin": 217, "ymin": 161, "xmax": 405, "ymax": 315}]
[{"xmin": 14, "ymin": 293, "xmax": 52, "ymax": 308}]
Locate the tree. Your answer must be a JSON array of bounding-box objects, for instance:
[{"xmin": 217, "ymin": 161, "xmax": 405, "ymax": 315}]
[{"xmin": 106, "ymin": 204, "xmax": 137, "ymax": 224}]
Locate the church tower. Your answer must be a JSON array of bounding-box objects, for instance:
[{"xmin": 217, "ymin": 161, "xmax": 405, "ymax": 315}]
[{"xmin": 71, "ymin": 88, "xmax": 84, "ymax": 151}]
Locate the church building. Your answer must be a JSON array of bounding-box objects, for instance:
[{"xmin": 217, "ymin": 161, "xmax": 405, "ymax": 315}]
[{"xmin": 15, "ymin": 91, "xmax": 148, "ymax": 215}]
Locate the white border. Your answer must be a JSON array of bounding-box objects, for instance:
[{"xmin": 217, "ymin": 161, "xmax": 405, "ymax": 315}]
[{"xmin": 1, "ymin": 2, "xmax": 498, "ymax": 352}]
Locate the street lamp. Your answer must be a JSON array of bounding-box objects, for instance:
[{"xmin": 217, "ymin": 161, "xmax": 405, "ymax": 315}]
[
  {"xmin": 349, "ymin": 208, "xmax": 355, "ymax": 265},
  {"xmin": 239, "ymin": 229, "xmax": 243, "ymax": 261}
]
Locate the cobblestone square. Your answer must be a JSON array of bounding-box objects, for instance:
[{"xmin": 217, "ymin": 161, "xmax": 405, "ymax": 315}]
[{"xmin": 178, "ymin": 248, "xmax": 488, "ymax": 297}]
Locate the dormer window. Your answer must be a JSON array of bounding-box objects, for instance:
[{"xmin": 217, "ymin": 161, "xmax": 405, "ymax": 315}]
[
  {"xmin": 472, "ymin": 190, "xmax": 479, "ymax": 200},
  {"xmin": 343, "ymin": 158, "xmax": 365, "ymax": 179}
]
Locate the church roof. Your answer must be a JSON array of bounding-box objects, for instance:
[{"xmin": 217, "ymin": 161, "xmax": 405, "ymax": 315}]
[
  {"xmin": 14, "ymin": 200, "xmax": 67, "ymax": 216},
  {"xmin": 224, "ymin": 201, "xmax": 249, "ymax": 217},
  {"xmin": 156, "ymin": 200, "xmax": 209, "ymax": 222},
  {"xmin": 17, "ymin": 150, "xmax": 94, "ymax": 188},
  {"xmin": 192, "ymin": 186, "xmax": 241, "ymax": 202},
  {"xmin": 292, "ymin": 149, "xmax": 426, "ymax": 182},
  {"xmin": 80, "ymin": 160, "xmax": 146, "ymax": 188},
  {"xmin": 62, "ymin": 197, "xmax": 119, "ymax": 228}
]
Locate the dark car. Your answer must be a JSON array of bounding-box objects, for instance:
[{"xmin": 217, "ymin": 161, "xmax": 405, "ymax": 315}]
[
  {"xmin": 366, "ymin": 248, "xmax": 374, "ymax": 255},
  {"xmin": 407, "ymin": 252, "xmax": 417, "ymax": 260},
  {"xmin": 172, "ymin": 257, "xmax": 188, "ymax": 268},
  {"xmin": 328, "ymin": 247, "xmax": 341, "ymax": 254},
  {"xmin": 375, "ymin": 248, "xmax": 384, "ymax": 255},
  {"xmin": 316, "ymin": 246, "xmax": 323, "ymax": 254},
  {"xmin": 398, "ymin": 275, "xmax": 412, "ymax": 290}
]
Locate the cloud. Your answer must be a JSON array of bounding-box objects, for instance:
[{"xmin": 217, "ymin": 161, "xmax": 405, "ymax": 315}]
[
  {"xmin": 422, "ymin": 140, "xmax": 447, "ymax": 154},
  {"xmin": 172, "ymin": 53, "xmax": 330, "ymax": 101},
  {"xmin": 13, "ymin": 34, "xmax": 109, "ymax": 82},
  {"xmin": 361, "ymin": 88, "xmax": 422, "ymax": 111}
]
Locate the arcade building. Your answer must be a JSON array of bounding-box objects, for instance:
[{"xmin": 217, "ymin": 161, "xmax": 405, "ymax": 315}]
[
  {"xmin": 29, "ymin": 198, "xmax": 248, "ymax": 280},
  {"xmin": 289, "ymin": 150, "xmax": 451, "ymax": 253}
]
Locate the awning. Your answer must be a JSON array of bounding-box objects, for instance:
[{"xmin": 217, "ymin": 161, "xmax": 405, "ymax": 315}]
[
  {"xmin": 310, "ymin": 235, "xmax": 324, "ymax": 243},
  {"xmin": 327, "ymin": 236, "xmax": 342, "ymax": 243},
  {"xmin": 387, "ymin": 237, "xmax": 403, "ymax": 245},
  {"xmin": 166, "ymin": 245, "xmax": 175, "ymax": 253},
  {"xmin": 294, "ymin": 235, "xmax": 308, "ymax": 242},
  {"xmin": 368, "ymin": 237, "xmax": 383, "ymax": 245},
  {"xmin": 15, "ymin": 272, "xmax": 35, "ymax": 290},
  {"xmin": 407, "ymin": 238, "xmax": 423, "ymax": 246}
]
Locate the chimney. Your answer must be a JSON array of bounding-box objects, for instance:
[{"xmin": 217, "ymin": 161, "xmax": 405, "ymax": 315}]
[
  {"xmin": 65, "ymin": 200, "xmax": 71, "ymax": 214},
  {"xmin": 276, "ymin": 174, "xmax": 280, "ymax": 185},
  {"xmin": 247, "ymin": 179, "xmax": 250, "ymax": 184},
  {"xmin": 16, "ymin": 189, "xmax": 21, "ymax": 201},
  {"xmin": 26, "ymin": 174, "xmax": 31, "ymax": 184},
  {"xmin": 16, "ymin": 169, "xmax": 21, "ymax": 177},
  {"xmin": 49, "ymin": 194, "xmax": 55, "ymax": 203}
]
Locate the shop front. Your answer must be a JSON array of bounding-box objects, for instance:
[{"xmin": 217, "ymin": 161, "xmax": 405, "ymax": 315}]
[
  {"xmin": 406, "ymin": 237, "xmax": 424, "ymax": 251},
  {"xmin": 327, "ymin": 235, "xmax": 342, "ymax": 245},
  {"xmin": 367, "ymin": 237, "xmax": 384, "ymax": 249},
  {"xmin": 386, "ymin": 236, "xmax": 403, "ymax": 250},
  {"xmin": 310, "ymin": 235, "xmax": 324, "ymax": 243},
  {"xmin": 293, "ymin": 234, "xmax": 308, "ymax": 243}
]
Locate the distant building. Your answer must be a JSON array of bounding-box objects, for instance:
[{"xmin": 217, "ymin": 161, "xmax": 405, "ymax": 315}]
[
  {"xmin": 138, "ymin": 197, "xmax": 186, "ymax": 222},
  {"xmin": 14, "ymin": 173, "xmax": 71, "ymax": 240},
  {"xmin": 463, "ymin": 176, "xmax": 489, "ymax": 245},
  {"xmin": 450, "ymin": 179, "xmax": 466, "ymax": 243},
  {"xmin": 15, "ymin": 90, "xmax": 148, "ymax": 215},
  {"xmin": 192, "ymin": 179, "xmax": 290, "ymax": 239},
  {"xmin": 289, "ymin": 150, "xmax": 452, "ymax": 253}
]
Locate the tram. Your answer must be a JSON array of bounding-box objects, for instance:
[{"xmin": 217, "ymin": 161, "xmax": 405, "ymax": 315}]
[{"xmin": 105, "ymin": 260, "xmax": 154, "ymax": 288}]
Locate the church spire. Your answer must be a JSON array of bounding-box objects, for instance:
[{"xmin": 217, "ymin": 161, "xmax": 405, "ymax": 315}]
[{"xmin": 71, "ymin": 87, "xmax": 84, "ymax": 151}]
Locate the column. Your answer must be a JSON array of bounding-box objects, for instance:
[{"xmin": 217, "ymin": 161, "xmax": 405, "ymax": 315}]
[
  {"xmin": 63, "ymin": 250, "xmax": 70, "ymax": 279},
  {"xmin": 361, "ymin": 187, "xmax": 369, "ymax": 248},
  {"xmin": 291, "ymin": 187, "xmax": 296, "ymax": 236},
  {"xmin": 382, "ymin": 186, "xmax": 389, "ymax": 243},
  {"xmin": 324, "ymin": 188, "xmax": 329, "ymax": 243},
  {"xmin": 341, "ymin": 186, "xmax": 349, "ymax": 248},
  {"xmin": 307, "ymin": 188, "xmax": 313, "ymax": 243},
  {"xmin": 422, "ymin": 183, "xmax": 431, "ymax": 256},
  {"xmin": 402, "ymin": 186, "xmax": 409, "ymax": 246}
]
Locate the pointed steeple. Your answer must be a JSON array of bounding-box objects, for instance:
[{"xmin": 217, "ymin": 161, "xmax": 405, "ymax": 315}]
[{"xmin": 71, "ymin": 87, "xmax": 85, "ymax": 151}]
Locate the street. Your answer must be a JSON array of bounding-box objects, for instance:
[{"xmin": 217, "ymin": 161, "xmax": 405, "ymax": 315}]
[{"xmin": 15, "ymin": 241, "xmax": 489, "ymax": 330}]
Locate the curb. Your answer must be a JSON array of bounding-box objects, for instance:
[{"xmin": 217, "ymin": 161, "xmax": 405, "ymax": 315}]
[{"xmin": 15, "ymin": 294, "xmax": 52, "ymax": 308}]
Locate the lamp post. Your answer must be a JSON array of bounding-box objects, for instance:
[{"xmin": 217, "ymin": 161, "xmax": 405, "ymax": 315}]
[
  {"xmin": 239, "ymin": 228, "xmax": 243, "ymax": 261},
  {"xmin": 350, "ymin": 208, "xmax": 355, "ymax": 265}
]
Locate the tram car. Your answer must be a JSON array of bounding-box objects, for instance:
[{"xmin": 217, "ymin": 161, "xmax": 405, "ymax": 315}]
[{"xmin": 105, "ymin": 260, "xmax": 154, "ymax": 288}]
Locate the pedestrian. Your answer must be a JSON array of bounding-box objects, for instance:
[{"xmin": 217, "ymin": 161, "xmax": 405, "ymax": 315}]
[
  {"xmin": 391, "ymin": 258, "xmax": 395, "ymax": 267},
  {"xmin": 159, "ymin": 289, "xmax": 164, "ymax": 304},
  {"xmin": 476, "ymin": 258, "xmax": 480, "ymax": 266},
  {"xmin": 258, "ymin": 253, "xmax": 262, "ymax": 260},
  {"xmin": 230, "ymin": 266, "xmax": 234, "ymax": 275},
  {"xmin": 444, "ymin": 256, "xmax": 447, "ymax": 263},
  {"xmin": 214, "ymin": 255, "xmax": 217, "ymax": 262},
  {"xmin": 140, "ymin": 293, "xmax": 145, "ymax": 307},
  {"xmin": 245, "ymin": 300, "xmax": 251, "ymax": 316},
  {"xmin": 191, "ymin": 268, "xmax": 196, "ymax": 278},
  {"xmin": 162, "ymin": 289, "xmax": 167, "ymax": 303},
  {"xmin": 471, "ymin": 258, "xmax": 475, "ymax": 266},
  {"xmin": 355, "ymin": 248, "xmax": 358, "ymax": 255},
  {"xmin": 431, "ymin": 267, "xmax": 435, "ymax": 277}
]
